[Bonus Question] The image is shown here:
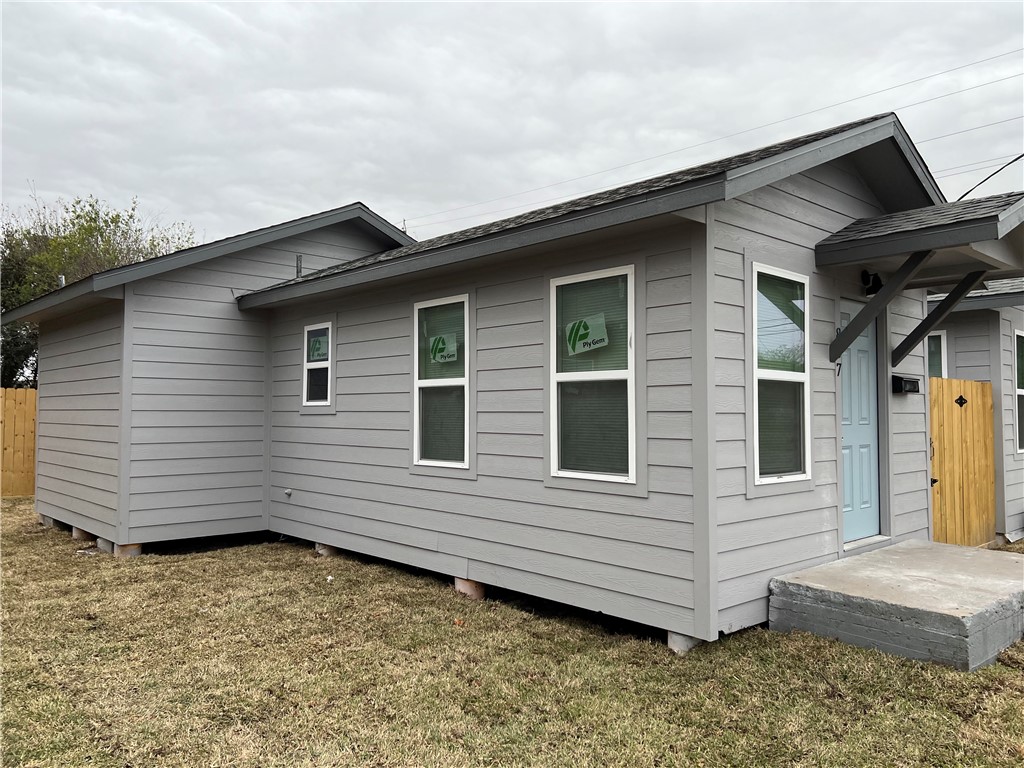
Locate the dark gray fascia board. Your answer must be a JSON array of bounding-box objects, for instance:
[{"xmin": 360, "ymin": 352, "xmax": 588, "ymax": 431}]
[
  {"xmin": 928, "ymin": 291, "xmax": 1024, "ymax": 312},
  {"xmin": 724, "ymin": 116, "xmax": 944, "ymax": 206},
  {"xmin": 93, "ymin": 203, "xmax": 411, "ymax": 290},
  {"xmin": 239, "ymin": 178, "xmax": 726, "ymax": 310},
  {"xmin": 1, "ymin": 277, "xmax": 99, "ymax": 325},
  {"xmin": 2, "ymin": 202, "xmax": 412, "ymax": 324},
  {"xmin": 724, "ymin": 119, "xmax": 898, "ymax": 199},
  {"xmin": 816, "ymin": 219, "xmax": 1001, "ymax": 266},
  {"xmin": 996, "ymin": 197, "xmax": 1024, "ymax": 236}
]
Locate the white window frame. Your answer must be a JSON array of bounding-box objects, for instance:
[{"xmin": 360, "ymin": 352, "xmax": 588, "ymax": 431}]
[
  {"xmin": 413, "ymin": 294, "xmax": 470, "ymax": 469},
  {"xmin": 302, "ymin": 321, "xmax": 332, "ymax": 406},
  {"xmin": 751, "ymin": 263, "xmax": 812, "ymax": 485},
  {"xmin": 1015, "ymin": 329, "xmax": 1024, "ymax": 454},
  {"xmin": 926, "ymin": 330, "xmax": 948, "ymax": 378},
  {"xmin": 549, "ymin": 265, "xmax": 636, "ymax": 484}
]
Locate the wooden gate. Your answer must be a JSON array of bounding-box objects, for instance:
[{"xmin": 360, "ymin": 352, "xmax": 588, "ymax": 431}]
[
  {"xmin": 929, "ymin": 378, "xmax": 995, "ymax": 546},
  {"xmin": 1, "ymin": 388, "xmax": 37, "ymax": 497}
]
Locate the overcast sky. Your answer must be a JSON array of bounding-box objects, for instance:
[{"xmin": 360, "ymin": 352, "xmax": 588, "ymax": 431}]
[{"xmin": 2, "ymin": 2, "xmax": 1022, "ymax": 245}]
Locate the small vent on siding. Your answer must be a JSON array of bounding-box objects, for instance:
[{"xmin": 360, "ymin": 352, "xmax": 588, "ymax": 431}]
[{"xmin": 295, "ymin": 254, "xmax": 303, "ymax": 278}]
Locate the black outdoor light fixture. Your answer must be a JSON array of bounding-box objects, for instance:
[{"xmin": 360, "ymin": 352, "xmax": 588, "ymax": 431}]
[{"xmin": 861, "ymin": 270, "xmax": 884, "ymax": 296}]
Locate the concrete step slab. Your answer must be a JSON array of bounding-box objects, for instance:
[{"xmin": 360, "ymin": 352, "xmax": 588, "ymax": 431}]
[{"xmin": 769, "ymin": 540, "xmax": 1024, "ymax": 671}]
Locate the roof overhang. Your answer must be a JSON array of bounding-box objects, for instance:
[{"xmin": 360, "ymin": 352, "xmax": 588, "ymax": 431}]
[
  {"xmin": 241, "ymin": 115, "xmax": 945, "ymax": 311},
  {"xmin": 817, "ymin": 197, "xmax": 1023, "ymax": 290},
  {"xmin": 1, "ymin": 202, "xmax": 413, "ymax": 325},
  {"xmin": 725, "ymin": 117, "xmax": 943, "ymax": 208},
  {"xmin": 930, "ymin": 289, "xmax": 1024, "ymax": 312},
  {"xmin": 818, "ymin": 196, "xmax": 1023, "ymax": 367},
  {"xmin": 238, "ymin": 178, "xmax": 727, "ymax": 310}
]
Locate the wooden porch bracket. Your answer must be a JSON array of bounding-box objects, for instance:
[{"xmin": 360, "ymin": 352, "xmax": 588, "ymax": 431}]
[
  {"xmin": 829, "ymin": 250, "xmax": 933, "ymax": 363},
  {"xmin": 891, "ymin": 270, "xmax": 987, "ymax": 368}
]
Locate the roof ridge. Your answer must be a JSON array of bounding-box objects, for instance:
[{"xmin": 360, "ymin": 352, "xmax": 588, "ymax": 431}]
[{"xmin": 269, "ymin": 112, "xmax": 898, "ymax": 293}]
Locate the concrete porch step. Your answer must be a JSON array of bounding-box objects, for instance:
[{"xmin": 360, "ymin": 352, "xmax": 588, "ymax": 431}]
[{"xmin": 769, "ymin": 540, "xmax": 1024, "ymax": 671}]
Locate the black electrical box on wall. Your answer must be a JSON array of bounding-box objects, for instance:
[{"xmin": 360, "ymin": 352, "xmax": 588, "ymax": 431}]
[{"xmin": 892, "ymin": 375, "xmax": 921, "ymax": 394}]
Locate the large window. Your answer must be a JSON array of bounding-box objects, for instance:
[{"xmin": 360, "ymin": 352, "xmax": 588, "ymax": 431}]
[
  {"xmin": 752, "ymin": 265, "xmax": 811, "ymax": 483},
  {"xmin": 927, "ymin": 331, "xmax": 947, "ymax": 378},
  {"xmin": 1016, "ymin": 330, "xmax": 1024, "ymax": 453},
  {"xmin": 303, "ymin": 322, "xmax": 332, "ymax": 406},
  {"xmin": 414, "ymin": 296, "xmax": 469, "ymax": 467},
  {"xmin": 550, "ymin": 266, "xmax": 635, "ymax": 483}
]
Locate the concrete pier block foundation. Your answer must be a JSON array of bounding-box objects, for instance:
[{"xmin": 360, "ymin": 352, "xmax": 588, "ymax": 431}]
[
  {"xmin": 770, "ymin": 540, "xmax": 1024, "ymax": 671},
  {"xmin": 71, "ymin": 527, "xmax": 95, "ymax": 542},
  {"xmin": 38, "ymin": 514, "xmax": 55, "ymax": 528},
  {"xmin": 114, "ymin": 543, "xmax": 143, "ymax": 558},
  {"xmin": 667, "ymin": 632, "xmax": 702, "ymax": 655},
  {"xmin": 95, "ymin": 537, "xmax": 114, "ymax": 554},
  {"xmin": 454, "ymin": 577, "xmax": 485, "ymax": 600},
  {"xmin": 315, "ymin": 543, "xmax": 340, "ymax": 557}
]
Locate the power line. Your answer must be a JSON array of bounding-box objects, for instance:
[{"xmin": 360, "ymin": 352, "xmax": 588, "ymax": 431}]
[
  {"xmin": 954, "ymin": 153, "xmax": 1024, "ymax": 200},
  {"xmin": 404, "ymin": 48, "xmax": 1023, "ymax": 224},
  {"xmin": 918, "ymin": 115, "xmax": 1024, "ymax": 144},
  {"xmin": 932, "ymin": 154, "xmax": 1020, "ymax": 173},
  {"xmin": 934, "ymin": 159, "xmax": 1023, "ymax": 179},
  {"xmin": 412, "ymin": 112, "xmax": 1024, "ymax": 234}
]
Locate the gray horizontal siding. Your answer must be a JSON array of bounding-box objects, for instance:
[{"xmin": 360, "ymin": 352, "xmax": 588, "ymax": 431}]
[
  {"xmin": 125, "ymin": 223, "xmax": 381, "ymax": 542},
  {"xmin": 35, "ymin": 303, "xmax": 122, "ymax": 539},
  {"xmin": 268, "ymin": 223, "xmax": 699, "ymax": 635},
  {"xmin": 999, "ymin": 307, "xmax": 1023, "ymax": 534},
  {"xmin": 710, "ymin": 159, "xmax": 932, "ymax": 632}
]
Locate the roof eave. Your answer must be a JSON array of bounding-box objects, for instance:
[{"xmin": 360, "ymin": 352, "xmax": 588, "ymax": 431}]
[
  {"xmin": 0, "ymin": 277, "xmax": 111, "ymax": 325},
  {"xmin": 724, "ymin": 115, "xmax": 900, "ymax": 198},
  {"xmin": 239, "ymin": 177, "xmax": 727, "ymax": 310},
  {"xmin": 1, "ymin": 202, "xmax": 413, "ymax": 325},
  {"xmin": 816, "ymin": 218, "xmax": 1002, "ymax": 266},
  {"xmin": 928, "ymin": 291, "xmax": 1024, "ymax": 311},
  {"xmin": 93, "ymin": 203, "xmax": 411, "ymax": 291}
]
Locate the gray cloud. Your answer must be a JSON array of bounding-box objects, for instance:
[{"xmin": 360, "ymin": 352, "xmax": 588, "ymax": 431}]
[{"xmin": 3, "ymin": 2, "xmax": 1021, "ymax": 244}]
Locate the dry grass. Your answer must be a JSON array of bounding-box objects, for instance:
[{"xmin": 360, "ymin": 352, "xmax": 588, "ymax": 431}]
[{"xmin": 3, "ymin": 496, "xmax": 1023, "ymax": 768}]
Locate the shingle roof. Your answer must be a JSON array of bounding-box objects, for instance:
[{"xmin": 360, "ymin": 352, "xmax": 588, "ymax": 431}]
[
  {"xmin": 930, "ymin": 276, "xmax": 1024, "ymax": 302},
  {"xmin": 251, "ymin": 112, "xmax": 895, "ymax": 296},
  {"xmin": 819, "ymin": 191, "xmax": 1024, "ymax": 248}
]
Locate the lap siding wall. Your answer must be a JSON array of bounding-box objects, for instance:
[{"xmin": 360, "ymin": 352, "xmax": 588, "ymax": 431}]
[
  {"xmin": 711, "ymin": 158, "xmax": 931, "ymax": 633},
  {"xmin": 268, "ymin": 222, "xmax": 699, "ymax": 635},
  {"xmin": 36, "ymin": 303, "xmax": 123, "ymax": 540},
  {"xmin": 124, "ymin": 225, "xmax": 385, "ymax": 543}
]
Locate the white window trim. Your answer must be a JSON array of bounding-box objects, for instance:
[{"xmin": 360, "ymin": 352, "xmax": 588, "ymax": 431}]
[
  {"xmin": 413, "ymin": 294, "xmax": 470, "ymax": 469},
  {"xmin": 1015, "ymin": 329, "xmax": 1024, "ymax": 454},
  {"xmin": 549, "ymin": 265, "xmax": 636, "ymax": 484},
  {"xmin": 927, "ymin": 330, "xmax": 948, "ymax": 378},
  {"xmin": 752, "ymin": 263, "xmax": 812, "ymax": 485},
  {"xmin": 302, "ymin": 321, "xmax": 332, "ymax": 406}
]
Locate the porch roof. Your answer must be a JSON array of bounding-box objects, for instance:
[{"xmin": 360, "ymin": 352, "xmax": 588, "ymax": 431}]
[{"xmin": 817, "ymin": 192, "xmax": 1024, "ymax": 365}]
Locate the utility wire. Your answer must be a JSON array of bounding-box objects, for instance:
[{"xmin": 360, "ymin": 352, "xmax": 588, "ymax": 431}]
[
  {"xmin": 413, "ymin": 112, "xmax": 1024, "ymax": 233},
  {"xmin": 932, "ymin": 154, "xmax": 1020, "ymax": 173},
  {"xmin": 404, "ymin": 48, "xmax": 1023, "ymax": 224},
  {"xmin": 954, "ymin": 154, "xmax": 1024, "ymax": 200},
  {"xmin": 934, "ymin": 158, "xmax": 1024, "ymax": 179},
  {"xmin": 918, "ymin": 115, "xmax": 1023, "ymax": 144}
]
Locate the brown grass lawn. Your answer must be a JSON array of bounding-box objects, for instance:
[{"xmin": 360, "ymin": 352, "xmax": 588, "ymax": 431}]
[{"xmin": 3, "ymin": 497, "xmax": 1023, "ymax": 768}]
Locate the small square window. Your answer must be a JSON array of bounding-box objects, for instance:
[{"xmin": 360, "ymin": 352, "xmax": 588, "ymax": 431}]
[{"xmin": 303, "ymin": 323, "xmax": 332, "ymax": 406}]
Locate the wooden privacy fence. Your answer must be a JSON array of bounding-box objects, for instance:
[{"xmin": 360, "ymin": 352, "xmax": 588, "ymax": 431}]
[
  {"xmin": 929, "ymin": 377, "xmax": 995, "ymax": 547},
  {"xmin": 1, "ymin": 388, "xmax": 37, "ymax": 497}
]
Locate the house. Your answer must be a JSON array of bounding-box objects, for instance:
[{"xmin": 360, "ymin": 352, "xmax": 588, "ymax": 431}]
[
  {"xmin": 4, "ymin": 112, "xmax": 1022, "ymax": 651},
  {"xmin": 926, "ymin": 275, "xmax": 1024, "ymax": 541}
]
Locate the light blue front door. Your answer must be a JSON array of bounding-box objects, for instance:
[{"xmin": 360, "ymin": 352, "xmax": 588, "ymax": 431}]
[{"xmin": 840, "ymin": 300, "xmax": 880, "ymax": 542}]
